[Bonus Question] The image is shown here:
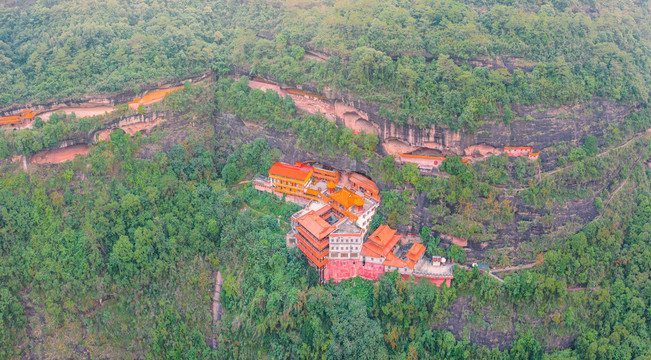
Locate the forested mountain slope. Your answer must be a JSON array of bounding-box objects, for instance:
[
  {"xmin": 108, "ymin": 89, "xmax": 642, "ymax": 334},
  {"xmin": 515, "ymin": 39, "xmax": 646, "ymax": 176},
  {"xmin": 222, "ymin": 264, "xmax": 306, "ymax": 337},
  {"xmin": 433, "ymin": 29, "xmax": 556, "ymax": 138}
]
[
  {"xmin": 1, "ymin": 0, "xmax": 649, "ymax": 130},
  {"xmin": 0, "ymin": 0, "xmax": 650, "ymax": 359},
  {"xmin": 0, "ymin": 82, "xmax": 648, "ymax": 359}
]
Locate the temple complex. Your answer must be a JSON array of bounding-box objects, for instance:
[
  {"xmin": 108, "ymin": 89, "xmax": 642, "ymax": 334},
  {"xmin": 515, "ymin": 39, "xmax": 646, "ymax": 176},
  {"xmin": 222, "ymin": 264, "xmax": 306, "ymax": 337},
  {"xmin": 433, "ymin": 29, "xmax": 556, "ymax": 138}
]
[{"xmin": 255, "ymin": 161, "xmax": 454, "ymax": 286}]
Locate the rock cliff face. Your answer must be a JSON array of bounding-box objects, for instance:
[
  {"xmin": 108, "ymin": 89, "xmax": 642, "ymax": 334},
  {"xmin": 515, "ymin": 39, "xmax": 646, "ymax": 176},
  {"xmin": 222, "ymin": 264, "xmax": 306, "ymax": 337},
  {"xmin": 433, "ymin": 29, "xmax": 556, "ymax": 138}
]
[
  {"xmin": 454, "ymin": 55, "xmax": 537, "ymax": 73},
  {"xmin": 243, "ymin": 70, "xmax": 637, "ymax": 164},
  {"xmin": 213, "ymin": 113, "xmax": 372, "ymax": 176},
  {"xmin": 322, "ymin": 90, "xmax": 636, "ymax": 158},
  {"xmin": 0, "ymin": 72, "xmax": 210, "ymax": 118},
  {"xmin": 89, "ymin": 111, "xmax": 166, "ymax": 142}
]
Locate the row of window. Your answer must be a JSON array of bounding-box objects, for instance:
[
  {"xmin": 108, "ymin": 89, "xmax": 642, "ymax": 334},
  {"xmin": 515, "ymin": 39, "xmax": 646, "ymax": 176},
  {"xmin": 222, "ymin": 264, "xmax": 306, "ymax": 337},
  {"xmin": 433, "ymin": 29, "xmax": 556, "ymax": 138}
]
[
  {"xmin": 330, "ymin": 252, "xmax": 358, "ymax": 258},
  {"xmin": 331, "ymin": 245, "xmax": 361, "ymax": 252},
  {"xmin": 273, "ymin": 178, "xmax": 305, "ymax": 187},
  {"xmin": 331, "ymin": 237, "xmax": 361, "ymax": 244}
]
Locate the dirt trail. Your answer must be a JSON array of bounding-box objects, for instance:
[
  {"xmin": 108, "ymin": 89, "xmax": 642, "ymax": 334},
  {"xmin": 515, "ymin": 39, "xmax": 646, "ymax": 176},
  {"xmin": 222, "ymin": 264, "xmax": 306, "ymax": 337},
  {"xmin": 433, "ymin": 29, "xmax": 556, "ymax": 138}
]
[
  {"xmin": 491, "ymin": 262, "xmax": 538, "ymax": 273},
  {"xmin": 247, "ymin": 79, "xmax": 336, "ymax": 121},
  {"xmin": 542, "ymin": 131, "xmax": 649, "ymax": 179},
  {"xmin": 489, "ymin": 272, "xmax": 505, "ymax": 283},
  {"xmin": 594, "ymin": 151, "xmax": 644, "ymax": 221},
  {"xmin": 30, "ymin": 144, "xmax": 89, "ymax": 164},
  {"xmin": 211, "ymin": 271, "xmax": 224, "ymax": 350},
  {"xmin": 487, "ymin": 262, "xmax": 539, "ymax": 283},
  {"xmin": 38, "ymin": 106, "xmax": 114, "ymax": 122}
]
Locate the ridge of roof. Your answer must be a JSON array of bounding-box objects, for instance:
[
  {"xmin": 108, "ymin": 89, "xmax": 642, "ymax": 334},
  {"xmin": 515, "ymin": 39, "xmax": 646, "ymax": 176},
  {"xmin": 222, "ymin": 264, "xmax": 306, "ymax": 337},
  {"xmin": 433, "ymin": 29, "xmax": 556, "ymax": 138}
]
[
  {"xmin": 269, "ymin": 162, "xmax": 314, "ymax": 182},
  {"xmin": 406, "ymin": 243, "xmax": 426, "ymax": 262},
  {"xmin": 296, "ymin": 210, "xmax": 335, "ymax": 238},
  {"xmin": 330, "ymin": 187, "xmax": 363, "ymax": 210},
  {"xmin": 369, "ymin": 224, "xmax": 398, "ymax": 248},
  {"xmin": 384, "ymin": 252, "xmax": 407, "ymax": 268}
]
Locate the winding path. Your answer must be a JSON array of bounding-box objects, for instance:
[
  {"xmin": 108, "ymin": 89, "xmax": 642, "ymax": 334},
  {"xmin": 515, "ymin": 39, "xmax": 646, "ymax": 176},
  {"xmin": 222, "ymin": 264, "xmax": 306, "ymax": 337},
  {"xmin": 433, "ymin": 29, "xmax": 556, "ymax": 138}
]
[
  {"xmin": 593, "ymin": 151, "xmax": 645, "ymax": 221},
  {"xmin": 542, "ymin": 130, "xmax": 649, "ymax": 179},
  {"xmin": 211, "ymin": 271, "xmax": 224, "ymax": 350},
  {"xmin": 487, "ymin": 262, "xmax": 539, "ymax": 283},
  {"xmin": 491, "ymin": 262, "xmax": 538, "ymax": 273},
  {"xmin": 489, "ymin": 272, "xmax": 505, "ymax": 283}
]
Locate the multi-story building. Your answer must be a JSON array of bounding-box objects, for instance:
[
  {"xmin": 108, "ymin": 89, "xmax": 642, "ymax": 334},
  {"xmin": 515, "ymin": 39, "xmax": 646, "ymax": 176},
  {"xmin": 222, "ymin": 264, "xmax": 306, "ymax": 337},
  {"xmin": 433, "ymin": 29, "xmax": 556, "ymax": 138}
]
[
  {"xmin": 256, "ymin": 162, "xmax": 453, "ymax": 287},
  {"xmin": 329, "ymin": 220, "xmax": 364, "ymax": 260},
  {"xmin": 293, "ymin": 206, "xmax": 335, "ymax": 268},
  {"xmin": 360, "ymin": 224, "xmax": 402, "ymax": 264},
  {"xmin": 312, "ymin": 167, "xmax": 340, "ymax": 183},
  {"xmin": 325, "ymin": 224, "xmax": 454, "ymax": 287},
  {"xmin": 267, "ymin": 162, "xmax": 322, "ymax": 202},
  {"xmin": 290, "ymin": 201, "xmax": 365, "ymax": 273},
  {"xmin": 349, "ymin": 172, "xmax": 380, "ymax": 201},
  {"xmin": 324, "ymin": 187, "xmax": 378, "ymax": 233}
]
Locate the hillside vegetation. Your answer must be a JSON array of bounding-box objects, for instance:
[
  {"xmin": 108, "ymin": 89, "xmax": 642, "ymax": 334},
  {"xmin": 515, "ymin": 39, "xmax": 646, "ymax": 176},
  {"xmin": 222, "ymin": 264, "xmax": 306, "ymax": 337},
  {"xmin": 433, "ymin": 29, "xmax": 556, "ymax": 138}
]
[
  {"xmin": 0, "ymin": 82, "xmax": 648, "ymax": 359},
  {"xmin": 1, "ymin": 0, "xmax": 649, "ymax": 130},
  {"xmin": 0, "ymin": 0, "xmax": 650, "ymax": 359}
]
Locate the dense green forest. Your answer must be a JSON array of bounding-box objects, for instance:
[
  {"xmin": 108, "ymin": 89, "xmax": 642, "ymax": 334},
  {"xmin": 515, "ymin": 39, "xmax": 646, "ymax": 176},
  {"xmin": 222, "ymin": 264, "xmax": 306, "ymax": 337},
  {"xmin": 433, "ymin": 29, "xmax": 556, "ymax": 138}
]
[
  {"xmin": 1, "ymin": 0, "xmax": 649, "ymax": 130},
  {"xmin": 0, "ymin": 80, "xmax": 648, "ymax": 358},
  {"xmin": 1, "ymin": 0, "xmax": 650, "ymax": 358}
]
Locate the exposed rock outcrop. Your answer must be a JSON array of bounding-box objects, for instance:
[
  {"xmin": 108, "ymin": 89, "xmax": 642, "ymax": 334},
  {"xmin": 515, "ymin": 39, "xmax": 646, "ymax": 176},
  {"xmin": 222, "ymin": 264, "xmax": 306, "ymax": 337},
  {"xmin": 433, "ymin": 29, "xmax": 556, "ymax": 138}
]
[
  {"xmin": 0, "ymin": 72, "xmax": 210, "ymax": 118},
  {"xmin": 90, "ymin": 111, "xmax": 166, "ymax": 142},
  {"xmin": 230, "ymin": 69, "xmax": 638, "ymax": 167},
  {"xmin": 214, "ymin": 112, "xmax": 372, "ymax": 176}
]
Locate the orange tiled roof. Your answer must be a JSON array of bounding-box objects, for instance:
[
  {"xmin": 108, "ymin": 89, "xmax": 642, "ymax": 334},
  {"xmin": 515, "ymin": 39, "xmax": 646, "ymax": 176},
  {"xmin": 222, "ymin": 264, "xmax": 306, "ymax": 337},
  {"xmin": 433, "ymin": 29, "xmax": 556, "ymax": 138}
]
[
  {"xmin": 349, "ymin": 173, "xmax": 379, "ymax": 193},
  {"xmin": 406, "ymin": 243, "xmax": 426, "ymax": 262},
  {"xmin": 314, "ymin": 204, "xmax": 332, "ymax": 217},
  {"xmin": 384, "ymin": 252, "xmax": 407, "ymax": 268},
  {"xmin": 369, "ymin": 224, "xmax": 398, "ymax": 248},
  {"xmin": 305, "ymin": 188, "xmax": 321, "ymax": 196},
  {"xmin": 330, "ymin": 187, "xmax": 363, "ymax": 210},
  {"xmin": 0, "ymin": 115, "xmax": 22, "ymax": 123},
  {"xmin": 296, "ymin": 211, "xmax": 335, "ymax": 239},
  {"xmin": 360, "ymin": 244, "xmax": 380, "ymax": 257},
  {"xmin": 314, "ymin": 167, "xmax": 338, "ymax": 176},
  {"xmin": 296, "ymin": 238, "xmax": 328, "ymax": 267},
  {"xmin": 529, "ymin": 152, "xmax": 540, "ymax": 156},
  {"xmin": 361, "ymin": 225, "xmax": 401, "ymax": 258},
  {"xmin": 269, "ymin": 162, "xmax": 314, "ymax": 182}
]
